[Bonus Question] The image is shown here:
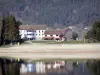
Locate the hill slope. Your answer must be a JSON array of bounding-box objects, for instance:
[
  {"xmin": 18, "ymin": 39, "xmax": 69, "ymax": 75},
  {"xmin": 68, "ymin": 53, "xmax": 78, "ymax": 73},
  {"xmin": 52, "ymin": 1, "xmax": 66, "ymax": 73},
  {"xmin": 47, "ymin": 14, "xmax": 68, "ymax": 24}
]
[{"xmin": 0, "ymin": 0, "xmax": 100, "ymax": 26}]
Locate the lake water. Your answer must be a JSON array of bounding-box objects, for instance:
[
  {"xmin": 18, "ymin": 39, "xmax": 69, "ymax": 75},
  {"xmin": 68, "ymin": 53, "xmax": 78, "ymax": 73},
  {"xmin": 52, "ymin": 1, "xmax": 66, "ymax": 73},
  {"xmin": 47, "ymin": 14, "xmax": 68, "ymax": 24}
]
[{"xmin": 0, "ymin": 58, "xmax": 99, "ymax": 75}]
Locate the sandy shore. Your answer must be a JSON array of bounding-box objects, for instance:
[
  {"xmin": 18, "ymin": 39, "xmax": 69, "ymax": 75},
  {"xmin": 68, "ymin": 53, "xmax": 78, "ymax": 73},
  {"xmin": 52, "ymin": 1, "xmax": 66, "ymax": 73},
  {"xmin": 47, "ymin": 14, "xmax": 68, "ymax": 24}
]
[{"xmin": 0, "ymin": 43, "xmax": 100, "ymax": 60}]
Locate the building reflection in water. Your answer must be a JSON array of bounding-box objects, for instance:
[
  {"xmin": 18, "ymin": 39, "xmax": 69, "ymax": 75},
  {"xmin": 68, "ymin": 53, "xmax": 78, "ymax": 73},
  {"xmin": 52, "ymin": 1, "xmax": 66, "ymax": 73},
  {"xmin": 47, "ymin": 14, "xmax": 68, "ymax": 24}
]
[{"xmin": 0, "ymin": 58, "xmax": 97, "ymax": 75}]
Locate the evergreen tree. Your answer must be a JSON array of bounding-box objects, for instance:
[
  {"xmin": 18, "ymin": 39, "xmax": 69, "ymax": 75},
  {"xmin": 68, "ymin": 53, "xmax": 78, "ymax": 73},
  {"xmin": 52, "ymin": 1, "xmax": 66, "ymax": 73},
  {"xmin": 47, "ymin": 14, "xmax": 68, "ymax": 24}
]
[
  {"xmin": 15, "ymin": 20, "xmax": 22, "ymax": 40},
  {"xmin": 92, "ymin": 21, "xmax": 100, "ymax": 41},
  {"xmin": 72, "ymin": 32, "xmax": 78, "ymax": 40},
  {"xmin": 0, "ymin": 18, "xmax": 5, "ymax": 45},
  {"xmin": 85, "ymin": 21, "xmax": 100, "ymax": 42},
  {"xmin": 7, "ymin": 15, "xmax": 17, "ymax": 41},
  {"xmin": 4, "ymin": 17, "xmax": 10, "ymax": 42},
  {"xmin": 0, "ymin": 15, "xmax": 21, "ymax": 45}
]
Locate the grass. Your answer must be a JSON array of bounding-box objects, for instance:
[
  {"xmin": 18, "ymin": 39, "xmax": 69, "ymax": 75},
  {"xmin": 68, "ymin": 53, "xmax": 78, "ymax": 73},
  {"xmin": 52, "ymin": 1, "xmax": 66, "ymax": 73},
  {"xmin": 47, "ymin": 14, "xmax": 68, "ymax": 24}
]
[
  {"xmin": 0, "ymin": 56, "xmax": 15, "ymax": 59},
  {"xmin": 32, "ymin": 40, "xmax": 55, "ymax": 43},
  {"xmin": 31, "ymin": 58, "xmax": 93, "ymax": 62},
  {"xmin": 0, "ymin": 44, "xmax": 13, "ymax": 48},
  {"xmin": 0, "ymin": 56, "xmax": 29, "ymax": 62},
  {"xmin": 48, "ymin": 41, "xmax": 85, "ymax": 44},
  {"xmin": 0, "ymin": 56, "xmax": 98, "ymax": 63},
  {"xmin": 31, "ymin": 40, "xmax": 85, "ymax": 44}
]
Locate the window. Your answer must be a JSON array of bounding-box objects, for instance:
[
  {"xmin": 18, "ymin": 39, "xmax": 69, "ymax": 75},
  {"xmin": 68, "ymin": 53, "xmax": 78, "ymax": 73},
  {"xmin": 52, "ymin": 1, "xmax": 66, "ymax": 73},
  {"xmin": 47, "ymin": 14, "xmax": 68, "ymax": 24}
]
[
  {"xmin": 50, "ymin": 35, "xmax": 53, "ymax": 36},
  {"xmin": 56, "ymin": 35, "xmax": 58, "ymax": 36},
  {"xmin": 30, "ymin": 38, "xmax": 33, "ymax": 40},
  {"xmin": 39, "ymin": 30, "xmax": 40, "ymax": 33},
  {"xmin": 42, "ymin": 30, "xmax": 44, "ymax": 32},
  {"xmin": 45, "ymin": 35, "xmax": 47, "ymax": 36},
  {"xmin": 27, "ymin": 34, "xmax": 33, "ymax": 35}
]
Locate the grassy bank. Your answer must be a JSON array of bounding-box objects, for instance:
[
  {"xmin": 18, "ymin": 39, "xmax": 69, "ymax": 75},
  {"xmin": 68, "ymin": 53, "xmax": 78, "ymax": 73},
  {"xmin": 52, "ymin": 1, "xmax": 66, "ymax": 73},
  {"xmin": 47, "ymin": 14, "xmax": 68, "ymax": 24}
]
[
  {"xmin": 0, "ymin": 56, "xmax": 98, "ymax": 63},
  {"xmin": 31, "ymin": 40, "xmax": 55, "ymax": 43},
  {"xmin": 0, "ymin": 44, "xmax": 13, "ymax": 48},
  {"xmin": 31, "ymin": 40, "xmax": 85, "ymax": 44},
  {"xmin": 0, "ymin": 56, "xmax": 90, "ymax": 62},
  {"xmin": 31, "ymin": 58, "xmax": 88, "ymax": 62}
]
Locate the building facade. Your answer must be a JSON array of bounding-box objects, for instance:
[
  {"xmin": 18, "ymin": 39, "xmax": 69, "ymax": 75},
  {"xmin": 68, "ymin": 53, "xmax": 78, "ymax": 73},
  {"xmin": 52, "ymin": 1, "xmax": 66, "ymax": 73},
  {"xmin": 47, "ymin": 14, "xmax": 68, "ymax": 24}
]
[
  {"xmin": 19, "ymin": 25, "xmax": 47, "ymax": 40},
  {"xmin": 44, "ymin": 28, "xmax": 73, "ymax": 41},
  {"xmin": 19, "ymin": 25, "xmax": 74, "ymax": 41},
  {"xmin": 44, "ymin": 29, "xmax": 64, "ymax": 41},
  {"xmin": 64, "ymin": 28, "xmax": 73, "ymax": 41}
]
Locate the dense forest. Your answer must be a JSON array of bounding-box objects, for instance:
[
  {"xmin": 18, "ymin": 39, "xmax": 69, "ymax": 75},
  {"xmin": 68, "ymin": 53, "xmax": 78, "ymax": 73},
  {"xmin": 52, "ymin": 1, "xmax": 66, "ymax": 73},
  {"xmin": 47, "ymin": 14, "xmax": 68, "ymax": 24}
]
[{"xmin": 0, "ymin": 0, "xmax": 100, "ymax": 27}]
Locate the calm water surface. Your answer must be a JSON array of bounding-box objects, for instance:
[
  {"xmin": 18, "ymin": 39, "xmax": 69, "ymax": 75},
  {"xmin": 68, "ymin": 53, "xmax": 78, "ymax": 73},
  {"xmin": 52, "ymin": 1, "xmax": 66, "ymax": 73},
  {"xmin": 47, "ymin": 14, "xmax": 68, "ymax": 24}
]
[{"xmin": 0, "ymin": 58, "xmax": 99, "ymax": 75}]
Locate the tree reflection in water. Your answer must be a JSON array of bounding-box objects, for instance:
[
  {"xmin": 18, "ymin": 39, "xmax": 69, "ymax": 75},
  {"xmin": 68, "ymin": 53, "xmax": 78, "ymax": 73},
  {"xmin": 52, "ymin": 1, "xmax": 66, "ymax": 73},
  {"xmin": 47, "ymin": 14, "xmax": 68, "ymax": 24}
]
[
  {"xmin": 86, "ymin": 60, "xmax": 100, "ymax": 75},
  {"xmin": 0, "ymin": 58, "xmax": 20, "ymax": 75}
]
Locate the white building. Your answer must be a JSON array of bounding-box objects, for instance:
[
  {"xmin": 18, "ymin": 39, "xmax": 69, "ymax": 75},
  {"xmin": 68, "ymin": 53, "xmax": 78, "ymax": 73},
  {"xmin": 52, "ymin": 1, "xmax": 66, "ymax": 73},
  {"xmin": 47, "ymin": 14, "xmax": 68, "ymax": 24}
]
[
  {"xmin": 19, "ymin": 25, "xmax": 48, "ymax": 40},
  {"xmin": 44, "ymin": 28, "xmax": 72, "ymax": 41},
  {"xmin": 44, "ymin": 29, "xmax": 64, "ymax": 41}
]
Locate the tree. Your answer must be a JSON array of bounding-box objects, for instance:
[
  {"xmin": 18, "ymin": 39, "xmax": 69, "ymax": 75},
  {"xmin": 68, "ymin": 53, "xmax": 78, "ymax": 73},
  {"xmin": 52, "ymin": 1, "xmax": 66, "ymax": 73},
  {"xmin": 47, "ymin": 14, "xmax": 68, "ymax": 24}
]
[
  {"xmin": 93, "ymin": 21, "xmax": 100, "ymax": 41},
  {"xmin": 0, "ymin": 18, "xmax": 5, "ymax": 45},
  {"xmin": 15, "ymin": 21, "xmax": 22, "ymax": 40},
  {"xmin": 0, "ymin": 15, "xmax": 22, "ymax": 45},
  {"xmin": 72, "ymin": 32, "xmax": 78, "ymax": 40},
  {"xmin": 7, "ymin": 15, "xmax": 21, "ymax": 43},
  {"xmin": 7, "ymin": 15, "xmax": 17, "ymax": 41},
  {"xmin": 85, "ymin": 21, "xmax": 100, "ymax": 42}
]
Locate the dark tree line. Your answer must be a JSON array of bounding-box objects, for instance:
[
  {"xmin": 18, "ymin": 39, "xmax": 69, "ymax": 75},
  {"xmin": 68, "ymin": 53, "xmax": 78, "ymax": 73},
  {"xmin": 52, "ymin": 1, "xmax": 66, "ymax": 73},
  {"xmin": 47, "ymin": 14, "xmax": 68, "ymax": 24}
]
[
  {"xmin": 85, "ymin": 21, "xmax": 100, "ymax": 42},
  {"xmin": 0, "ymin": 15, "xmax": 22, "ymax": 45}
]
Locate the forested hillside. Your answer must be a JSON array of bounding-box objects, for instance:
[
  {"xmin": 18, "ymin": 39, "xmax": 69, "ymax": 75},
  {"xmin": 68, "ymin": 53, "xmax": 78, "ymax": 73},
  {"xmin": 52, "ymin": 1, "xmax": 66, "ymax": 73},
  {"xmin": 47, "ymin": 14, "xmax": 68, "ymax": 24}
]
[{"xmin": 0, "ymin": 0, "xmax": 100, "ymax": 26}]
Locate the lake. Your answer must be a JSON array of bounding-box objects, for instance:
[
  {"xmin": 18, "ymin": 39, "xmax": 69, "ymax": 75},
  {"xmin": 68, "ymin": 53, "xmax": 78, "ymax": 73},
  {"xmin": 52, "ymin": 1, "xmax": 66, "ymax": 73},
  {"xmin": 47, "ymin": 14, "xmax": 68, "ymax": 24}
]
[{"xmin": 0, "ymin": 58, "xmax": 99, "ymax": 75}]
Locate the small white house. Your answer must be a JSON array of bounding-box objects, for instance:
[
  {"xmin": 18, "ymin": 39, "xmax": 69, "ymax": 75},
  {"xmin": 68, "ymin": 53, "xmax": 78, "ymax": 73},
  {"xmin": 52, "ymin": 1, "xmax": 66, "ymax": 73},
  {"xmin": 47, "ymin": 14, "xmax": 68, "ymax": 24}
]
[
  {"xmin": 19, "ymin": 25, "xmax": 47, "ymax": 40},
  {"xmin": 44, "ymin": 28, "xmax": 73, "ymax": 41},
  {"xmin": 44, "ymin": 29, "xmax": 65, "ymax": 41}
]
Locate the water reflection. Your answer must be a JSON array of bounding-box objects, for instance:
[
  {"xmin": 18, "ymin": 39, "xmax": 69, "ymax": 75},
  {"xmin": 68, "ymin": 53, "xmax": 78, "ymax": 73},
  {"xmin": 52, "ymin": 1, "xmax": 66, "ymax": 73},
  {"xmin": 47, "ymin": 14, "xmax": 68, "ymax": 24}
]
[
  {"xmin": 0, "ymin": 58, "xmax": 21, "ymax": 75},
  {"xmin": 86, "ymin": 60, "xmax": 100, "ymax": 75},
  {"xmin": 0, "ymin": 58, "xmax": 99, "ymax": 75}
]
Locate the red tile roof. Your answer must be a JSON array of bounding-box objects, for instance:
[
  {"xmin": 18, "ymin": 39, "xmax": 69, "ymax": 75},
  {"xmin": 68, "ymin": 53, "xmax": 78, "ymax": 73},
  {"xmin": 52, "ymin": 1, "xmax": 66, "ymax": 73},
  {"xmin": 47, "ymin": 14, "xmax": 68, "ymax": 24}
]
[{"xmin": 44, "ymin": 28, "xmax": 72, "ymax": 35}]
